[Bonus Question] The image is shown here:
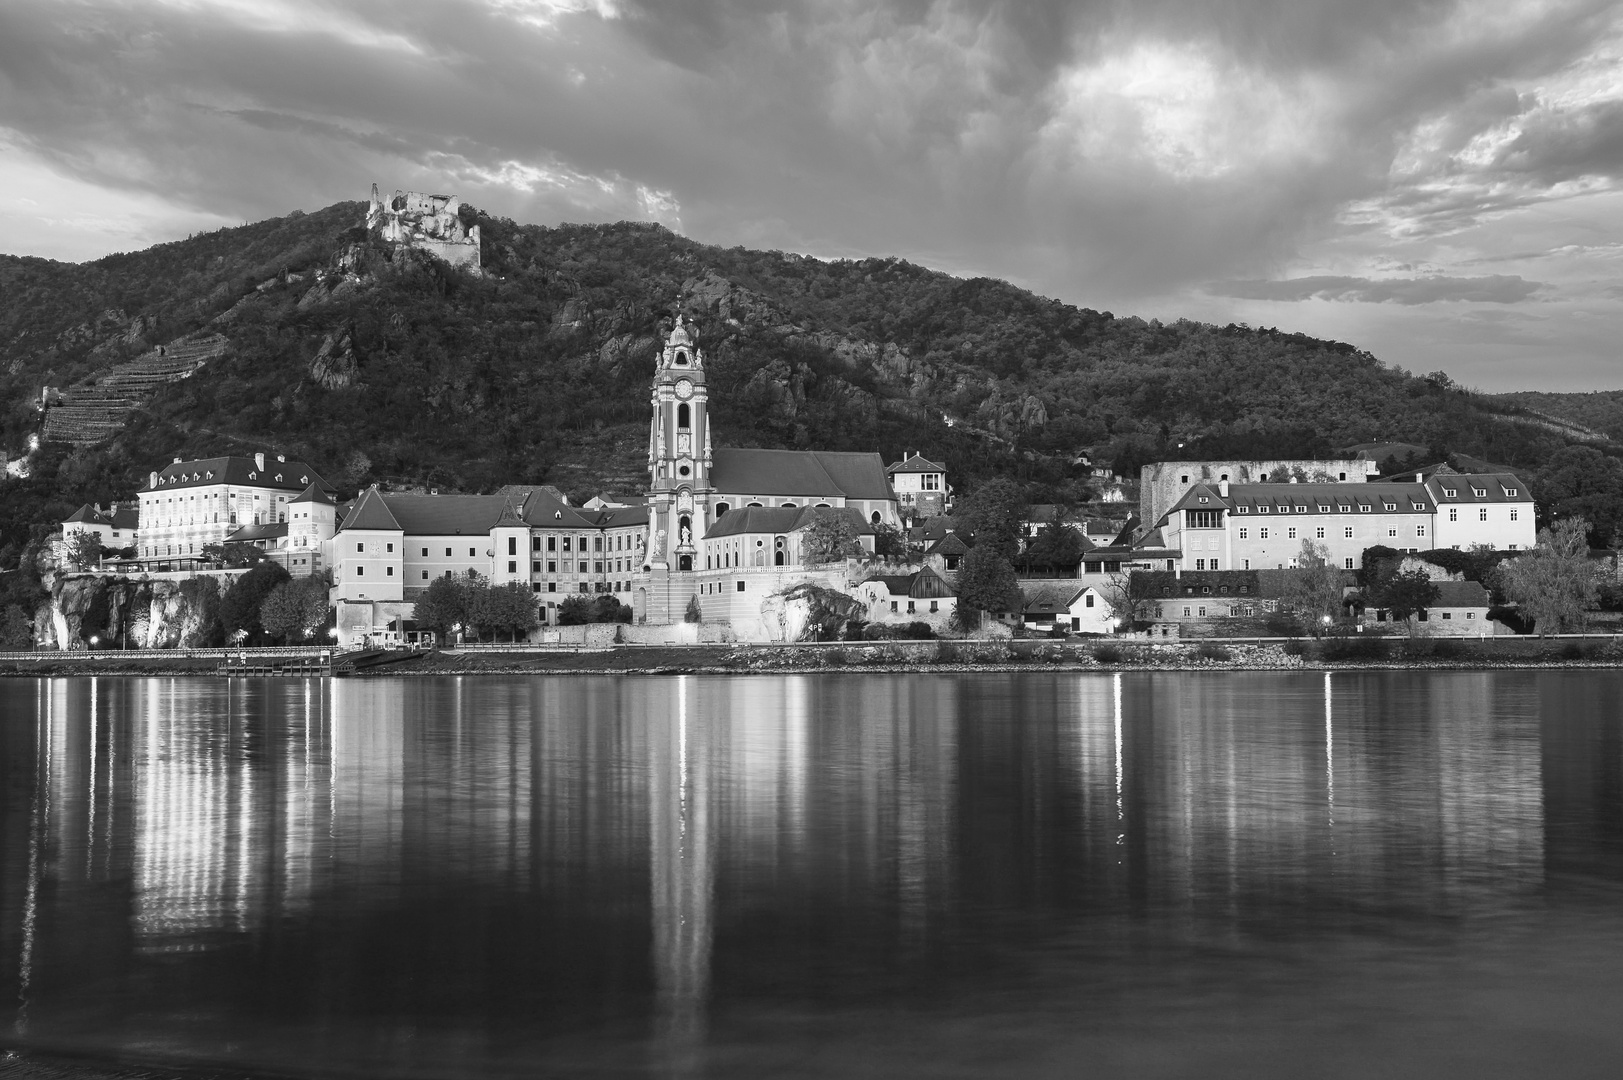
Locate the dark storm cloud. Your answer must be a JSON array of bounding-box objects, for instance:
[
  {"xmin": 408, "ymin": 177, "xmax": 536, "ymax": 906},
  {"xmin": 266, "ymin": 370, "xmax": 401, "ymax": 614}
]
[
  {"xmin": 1, "ymin": 0, "xmax": 1620, "ymax": 390},
  {"xmin": 1210, "ymin": 275, "xmax": 1545, "ymax": 305}
]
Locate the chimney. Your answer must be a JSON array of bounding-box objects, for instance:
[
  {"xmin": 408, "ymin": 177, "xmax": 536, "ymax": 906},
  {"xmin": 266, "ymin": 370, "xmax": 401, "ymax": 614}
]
[
  {"xmin": 173, "ymin": 457, "xmax": 182, "ymax": 464},
  {"xmin": 1416, "ymin": 472, "xmax": 1424, "ymax": 483},
  {"xmin": 277, "ymin": 453, "xmax": 285, "ymax": 463},
  {"xmin": 254, "ymin": 452, "xmax": 266, "ymax": 471},
  {"xmin": 1218, "ymin": 479, "xmax": 1229, "ymax": 497},
  {"xmin": 149, "ymin": 471, "xmax": 158, "ymax": 488}
]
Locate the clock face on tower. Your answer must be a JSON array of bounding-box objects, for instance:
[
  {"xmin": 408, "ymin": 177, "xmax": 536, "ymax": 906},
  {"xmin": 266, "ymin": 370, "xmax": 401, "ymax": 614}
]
[{"xmin": 674, "ymin": 378, "xmax": 694, "ymax": 400}]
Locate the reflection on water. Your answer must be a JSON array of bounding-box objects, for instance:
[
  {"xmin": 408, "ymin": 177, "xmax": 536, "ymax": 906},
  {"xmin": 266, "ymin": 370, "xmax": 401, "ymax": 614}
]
[{"xmin": 1, "ymin": 672, "xmax": 1621, "ymax": 1078}]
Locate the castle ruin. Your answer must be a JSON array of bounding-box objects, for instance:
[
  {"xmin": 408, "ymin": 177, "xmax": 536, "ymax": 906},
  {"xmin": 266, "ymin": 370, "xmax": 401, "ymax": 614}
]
[{"xmin": 366, "ymin": 183, "xmax": 481, "ymax": 269}]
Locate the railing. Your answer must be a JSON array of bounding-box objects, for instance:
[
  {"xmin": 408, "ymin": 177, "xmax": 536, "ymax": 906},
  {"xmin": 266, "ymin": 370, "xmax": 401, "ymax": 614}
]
[{"xmin": 0, "ymin": 646, "xmax": 333, "ymax": 661}]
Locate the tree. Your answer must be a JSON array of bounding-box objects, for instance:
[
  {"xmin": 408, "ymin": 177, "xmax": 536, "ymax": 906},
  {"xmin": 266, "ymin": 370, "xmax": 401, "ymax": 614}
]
[
  {"xmin": 1359, "ymin": 544, "xmax": 1401, "ymax": 586},
  {"xmin": 684, "ymin": 595, "xmax": 703, "ymax": 623},
  {"xmin": 65, "ymin": 531, "xmax": 104, "ymax": 571},
  {"xmin": 1366, "ymin": 569, "xmax": 1440, "ymax": 635},
  {"xmin": 957, "ymin": 478, "xmax": 1027, "ymax": 557},
  {"xmin": 870, "ymin": 520, "xmax": 914, "ymax": 562},
  {"xmin": 259, "ymin": 577, "xmax": 331, "ymax": 643},
  {"xmin": 414, "ymin": 574, "xmax": 471, "ymax": 643},
  {"xmin": 1494, "ymin": 517, "xmax": 1600, "ymax": 634},
  {"xmin": 1, "ymin": 605, "xmax": 33, "ymax": 648},
  {"xmin": 591, "ymin": 593, "xmax": 632, "ymax": 623},
  {"xmin": 953, "ymin": 544, "xmax": 1021, "ymax": 629},
  {"xmin": 1278, "ymin": 539, "xmax": 1346, "ymax": 631},
  {"xmin": 220, "ymin": 562, "xmax": 292, "ymax": 644},
  {"xmin": 1022, "ymin": 520, "xmax": 1085, "ymax": 570},
  {"xmin": 801, "ymin": 513, "xmax": 861, "ymax": 564},
  {"xmin": 1100, "ymin": 569, "xmax": 1158, "ymax": 630},
  {"xmin": 467, "ymin": 582, "xmax": 539, "ymax": 642},
  {"xmin": 557, "ymin": 594, "xmax": 596, "ymax": 626}
]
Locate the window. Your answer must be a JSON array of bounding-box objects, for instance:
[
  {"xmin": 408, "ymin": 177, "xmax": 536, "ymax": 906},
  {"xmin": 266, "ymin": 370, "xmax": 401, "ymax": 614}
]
[
  {"xmin": 907, "ymin": 601, "xmax": 916, "ymax": 614},
  {"xmin": 1196, "ymin": 559, "xmax": 1206, "ymax": 570},
  {"xmin": 890, "ymin": 601, "xmax": 898, "ymax": 613},
  {"xmin": 1506, "ymin": 488, "xmax": 1518, "ymax": 497},
  {"xmin": 1316, "ymin": 527, "xmax": 1325, "ymax": 539},
  {"xmin": 1389, "ymin": 528, "xmax": 1397, "ymax": 538},
  {"xmin": 595, "ymin": 562, "xmax": 604, "ymax": 574},
  {"xmin": 356, "ymin": 566, "xmax": 364, "ymax": 576},
  {"xmin": 1288, "ymin": 528, "xmax": 1297, "ymax": 539},
  {"xmin": 508, "ymin": 537, "xmax": 517, "ymax": 556},
  {"xmin": 386, "ymin": 542, "xmax": 394, "ymax": 552},
  {"xmin": 1443, "ymin": 487, "xmax": 1457, "ymax": 497},
  {"xmin": 1183, "ymin": 606, "xmax": 1191, "ymax": 617},
  {"xmin": 1510, "ymin": 509, "xmax": 1519, "ymax": 521},
  {"xmin": 931, "ymin": 601, "xmax": 939, "ymax": 613},
  {"xmin": 1449, "ymin": 508, "xmax": 1458, "ymax": 521},
  {"xmin": 422, "ymin": 571, "xmax": 429, "ymax": 580},
  {"xmin": 533, "ymin": 561, "xmax": 540, "ymax": 572},
  {"xmin": 1359, "ymin": 505, "xmax": 1371, "ymax": 513},
  {"xmin": 1258, "ymin": 505, "xmax": 1270, "ymax": 514},
  {"xmin": 1260, "ymin": 528, "xmax": 1270, "ymax": 540},
  {"xmin": 1344, "ymin": 527, "xmax": 1354, "ymax": 539},
  {"xmin": 548, "ymin": 583, "xmax": 556, "ymax": 592},
  {"xmin": 547, "ymin": 561, "xmax": 556, "ymax": 573},
  {"xmin": 1239, "ymin": 528, "xmax": 1248, "ymax": 539},
  {"xmin": 421, "ymin": 547, "xmax": 428, "ymax": 557},
  {"xmin": 470, "ymin": 548, "xmax": 476, "ymax": 557},
  {"xmin": 1187, "ymin": 510, "xmax": 1223, "ymax": 528},
  {"xmin": 356, "ymin": 542, "xmax": 365, "ymax": 553},
  {"xmin": 547, "ymin": 537, "xmax": 557, "ymax": 551},
  {"xmin": 1473, "ymin": 487, "xmax": 1487, "ymax": 497},
  {"xmin": 1384, "ymin": 503, "xmax": 1396, "ymax": 511},
  {"xmin": 386, "ymin": 567, "xmax": 394, "ymax": 576},
  {"xmin": 1417, "ymin": 525, "xmax": 1427, "ymax": 537},
  {"xmin": 508, "ymin": 560, "xmax": 517, "ymax": 573},
  {"xmin": 1479, "ymin": 508, "xmax": 1488, "ymax": 522},
  {"xmin": 1198, "ymin": 607, "xmax": 1206, "ymax": 617},
  {"xmin": 446, "ymin": 547, "xmax": 453, "ymax": 556},
  {"xmin": 737, "ymin": 581, "xmax": 746, "ymax": 592},
  {"xmin": 1085, "ymin": 594, "xmax": 1094, "ymax": 608},
  {"xmin": 1467, "ymin": 612, "xmax": 1476, "ymax": 620},
  {"xmin": 1237, "ymin": 506, "xmax": 1249, "ymax": 515}
]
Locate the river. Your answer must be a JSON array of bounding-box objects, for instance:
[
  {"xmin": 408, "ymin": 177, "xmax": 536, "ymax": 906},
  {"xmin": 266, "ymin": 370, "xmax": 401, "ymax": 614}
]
[{"xmin": 1, "ymin": 672, "xmax": 1621, "ymax": 1078}]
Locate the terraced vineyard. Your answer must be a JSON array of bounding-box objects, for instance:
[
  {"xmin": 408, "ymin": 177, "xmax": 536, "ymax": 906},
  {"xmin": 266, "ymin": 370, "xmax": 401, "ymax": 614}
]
[{"xmin": 42, "ymin": 334, "xmax": 229, "ymax": 446}]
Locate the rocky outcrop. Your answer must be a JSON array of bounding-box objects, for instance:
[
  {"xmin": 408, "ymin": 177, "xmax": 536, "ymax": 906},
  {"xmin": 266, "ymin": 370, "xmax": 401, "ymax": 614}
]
[
  {"xmin": 760, "ymin": 582, "xmax": 868, "ymax": 642},
  {"xmin": 310, "ymin": 327, "xmax": 360, "ymax": 389},
  {"xmin": 44, "ymin": 575, "xmax": 225, "ymax": 650}
]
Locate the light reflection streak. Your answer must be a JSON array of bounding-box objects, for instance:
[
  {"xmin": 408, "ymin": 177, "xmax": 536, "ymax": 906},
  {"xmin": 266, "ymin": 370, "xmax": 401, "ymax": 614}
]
[
  {"xmin": 1325, "ymin": 673, "xmax": 1335, "ymax": 833},
  {"xmin": 1113, "ymin": 673, "xmax": 1124, "ymax": 851}
]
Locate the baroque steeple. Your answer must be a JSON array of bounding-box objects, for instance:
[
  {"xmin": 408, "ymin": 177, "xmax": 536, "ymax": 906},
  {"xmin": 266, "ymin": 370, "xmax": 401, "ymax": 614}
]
[{"xmin": 646, "ymin": 313, "xmax": 713, "ymax": 572}]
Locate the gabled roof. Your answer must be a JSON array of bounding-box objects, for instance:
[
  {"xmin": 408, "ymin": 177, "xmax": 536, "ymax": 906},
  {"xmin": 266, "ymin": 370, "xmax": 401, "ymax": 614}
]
[
  {"xmin": 291, "ymin": 482, "xmax": 334, "ymax": 506},
  {"xmin": 927, "ymin": 533, "xmax": 970, "ymax": 556},
  {"xmin": 1020, "ymin": 580, "xmax": 1089, "ymax": 613},
  {"xmin": 110, "ymin": 505, "xmax": 139, "ymax": 530},
  {"xmin": 710, "ymin": 448, "xmax": 894, "ymax": 501},
  {"xmin": 1162, "ymin": 481, "xmax": 1448, "ymax": 523},
  {"xmin": 862, "ymin": 567, "xmax": 956, "ymax": 599},
  {"xmin": 1433, "ymin": 580, "xmax": 1491, "ymax": 607},
  {"xmin": 887, "ymin": 453, "xmax": 946, "ymax": 475},
  {"xmin": 339, "ymin": 487, "xmax": 404, "ymax": 532},
  {"xmin": 63, "ymin": 504, "xmax": 111, "ymax": 525},
  {"xmin": 493, "ymin": 499, "xmax": 529, "ymax": 528},
  {"xmin": 143, "ymin": 455, "xmax": 327, "ymax": 493}
]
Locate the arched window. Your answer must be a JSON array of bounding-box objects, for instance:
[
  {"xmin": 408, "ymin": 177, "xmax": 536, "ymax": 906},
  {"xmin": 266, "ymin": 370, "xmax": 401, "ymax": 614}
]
[
  {"xmin": 871, "ymin": 511, "xmax": 882, "ymax": 525},
  {"xmin": 677, "ymin": 403, "xmax": 690, "ymax": 429},
  {"xmin": 715, "ymin": 502, "xmax": 730, "ymax": 518},
  {"xmin": 674, "ymin": 350, "xmax": 689, "ymax": 367},
  {"xmin": 780, "ymin": 502, "xmax": 796, "ymax": 509}
]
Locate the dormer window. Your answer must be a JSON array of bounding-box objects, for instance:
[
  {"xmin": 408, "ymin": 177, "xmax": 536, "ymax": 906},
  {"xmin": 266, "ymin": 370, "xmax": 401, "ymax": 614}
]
[
  {"xmin": 275, "ymin": 474, "xmax": 283, "ymax": 482},
  {"xmin": 248, "ymin": 472, "xmax": 257, "ymax": 480},
  {"xmin": 1338, "ymin": 504, "xmax": 1350, "ymax": 513},
  {"xmin": 1258, "ymin": 505, "xmax": 1270, "ymax": 514},
  {"xmin": 1505, "ymin": 487, "xmax": 1518, "ymax": 496},
  {"xmin": 1443, "ymin": 487, "xmax": 1457, "ymax": 497},
  {"xmin": 1317, "ymin": 504, "xmax": 1330, "ymax": 513},
  {"xmin": 1294, "ymin": 505, "xmax": 1306, "ymax": 513},
  {"xmin": 1198, "ymin": 496, "xmax": 1208, "ymax": 504},
  {"xmin": 1472, "ymin": 487, "xmax": 1487, "ymax": 497},
  {"xmin": 301, "ymin": 475, "xmax": 308, "ymax": 483},
  {"xmin": 1384, "ymin": 502, "xmax": 1397, "ymax": 511},
  {"xmin": 1359, "ymin": 505, "xmax": 1371, "ymax": 513}
]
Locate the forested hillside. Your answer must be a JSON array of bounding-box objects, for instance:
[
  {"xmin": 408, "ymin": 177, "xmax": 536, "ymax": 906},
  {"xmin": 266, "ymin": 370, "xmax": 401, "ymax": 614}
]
[
  {"xmin": 4, "ymin": 198, "xmax": 1623, "ymax": 580},
  {"xmin": 1492, "ymin": 391, "xmax": 1623, "ymax": 443}
]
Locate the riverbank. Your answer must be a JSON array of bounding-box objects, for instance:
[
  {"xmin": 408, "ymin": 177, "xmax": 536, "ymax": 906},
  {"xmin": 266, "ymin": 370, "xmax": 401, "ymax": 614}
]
[{"xmin": 4, "ymin": 637, "xmax": 1622, "ymax": 677}]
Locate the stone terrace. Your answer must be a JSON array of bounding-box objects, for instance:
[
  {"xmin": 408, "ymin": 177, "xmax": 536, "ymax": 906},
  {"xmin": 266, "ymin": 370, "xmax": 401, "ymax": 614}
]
[{"xmin": 43, "ymin": 334, "xmax": 228, "ymax": 446}]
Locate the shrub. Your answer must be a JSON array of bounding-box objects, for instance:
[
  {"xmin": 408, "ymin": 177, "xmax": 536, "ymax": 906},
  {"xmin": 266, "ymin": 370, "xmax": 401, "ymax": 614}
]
[
  {"xmin": 1319, "ymin": 636, "xmax": 1390, "ymax": 661},
  {"xmin": 1432, "ymin": 638, "xmax": 1465, "ymax": 660},
  {"xmin": 1559, "ymin": 641, "xmax": 1586, "ymax": 661},
  {"xmin": 1092, "ymin": 643, "xmax": 1124, "ymax": 664},
  {"xmin": 905, "ymin": 621, "xmax": 936, "ymax": 640},
  {"xmin": 1282, "ymin": 639, "xmax": 1307, "ymax": 656},
  {"xmin": 1195, "ymin": 642, "xmax": 1232, "ymax": 661},
  {"xmin": 1265, "ymin": 613, "xmax": 1305, "ymax": 637}
]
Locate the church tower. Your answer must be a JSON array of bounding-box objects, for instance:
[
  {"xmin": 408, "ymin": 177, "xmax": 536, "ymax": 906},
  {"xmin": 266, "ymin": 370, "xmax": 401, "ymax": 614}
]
[{"xmin": 645, "ymin": 314, "xmax": 714, "ymax": 573}]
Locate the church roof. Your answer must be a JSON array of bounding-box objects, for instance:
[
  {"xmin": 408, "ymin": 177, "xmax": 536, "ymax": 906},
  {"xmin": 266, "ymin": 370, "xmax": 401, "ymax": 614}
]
[
  {"xmin": 710, "ymin": 448, "xmax": 894, "ymax": 501},
  {"xmin": 705, "ymin": 504, "xmax": 874, "ymax": 539}
]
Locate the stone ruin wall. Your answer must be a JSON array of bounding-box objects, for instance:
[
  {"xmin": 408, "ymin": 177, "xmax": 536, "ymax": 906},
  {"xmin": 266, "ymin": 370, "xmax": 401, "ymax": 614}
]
[
  {"xmin": 1140, "ymin": 459, "xmax": 1380, "ymax": 531},
  {"xmin": 366, "ymin": 183, "xmax": 481, "ymax": 269}
]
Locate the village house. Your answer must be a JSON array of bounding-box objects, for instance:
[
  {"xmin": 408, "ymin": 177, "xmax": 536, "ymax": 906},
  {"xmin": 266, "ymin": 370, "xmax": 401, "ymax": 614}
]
[
  {"xmin": 854, "ymin": 567, "xmax": 957, "ymax": 631},
  {"xmin": 134, "ymin": 453, "xmax": 334, "ymax": 572},
  {"xmin": 886, "ymin": 452, "xmax": 950, "ymax": 520}
]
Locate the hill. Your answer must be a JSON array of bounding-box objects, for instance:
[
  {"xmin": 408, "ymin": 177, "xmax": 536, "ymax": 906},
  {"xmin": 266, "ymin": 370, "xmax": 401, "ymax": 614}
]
[
  {"xmin": 1490, "ymin": 391, "xmax": 1623, "ymax": 444},
  {"xmin": 4, "ymin": 197, "xmax": 1623, "ymax": 577}
]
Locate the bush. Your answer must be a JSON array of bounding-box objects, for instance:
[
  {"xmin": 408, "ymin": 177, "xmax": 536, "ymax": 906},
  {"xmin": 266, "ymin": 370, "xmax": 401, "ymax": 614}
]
[
  {"xmin": 1318, "ymin": 636, "xmax": 1390, "ymax": 661},
  {"xmin": 1559, "ymin": 641, "xmax": 1587, "ymax": 661},
  {"xmin": 1195, "ymin": 642, "xmax": 1232, "ymax": 661},
  {"xmin": 1265, "ymin": 613, "xmax": 1305, "ymax": 637},
  {"xmin": 905, "ymin": 621, "xmax": 936, "ymax": 640},
  {"xmin": 1092, "ymin": 643, "xmax": 1124, "ymax": 664},
  {"xmin": 1281, "ymin": 639, "xmax": 1307, "ymax": 656}
]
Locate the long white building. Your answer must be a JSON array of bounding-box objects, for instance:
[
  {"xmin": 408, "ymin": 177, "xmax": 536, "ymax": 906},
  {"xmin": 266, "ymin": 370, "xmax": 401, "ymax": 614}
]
[{"xmin": 1158, "ymin": 471, "xmax": 1535, "ymax": 571}]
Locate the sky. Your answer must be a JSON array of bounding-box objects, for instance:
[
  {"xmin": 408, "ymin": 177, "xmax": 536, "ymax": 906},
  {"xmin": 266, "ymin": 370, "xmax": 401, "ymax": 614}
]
[{"xmin": 2, "ymin": 0, "xmax": 1622, "ymax": 392}]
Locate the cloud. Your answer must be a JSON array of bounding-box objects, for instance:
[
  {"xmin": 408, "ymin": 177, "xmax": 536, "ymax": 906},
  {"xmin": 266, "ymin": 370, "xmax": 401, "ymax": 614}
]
[
  {"xmin": 1208, "ymin": 274, "xmax": 1546, "ymax": 304},
  {"xmin": 2, "ymin": 0, "xmax": 1623, "ymax": 386}
]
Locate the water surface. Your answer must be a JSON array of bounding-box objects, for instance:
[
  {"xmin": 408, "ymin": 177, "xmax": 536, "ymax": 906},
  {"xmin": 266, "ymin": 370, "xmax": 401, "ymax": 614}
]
[{"xmin": 2, "ymin": 672, "xmax": 1621, "ymax": 1078}]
